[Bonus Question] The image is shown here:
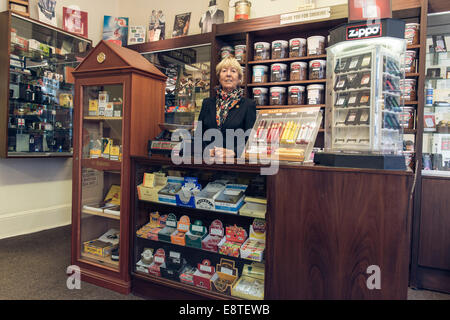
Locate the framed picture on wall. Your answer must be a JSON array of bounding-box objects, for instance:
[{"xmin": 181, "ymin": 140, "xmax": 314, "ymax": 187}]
[
  {"xmin": 172, "ymin": 12, "xmax": 191, "ymax": 38},
  {"xmin": 63, "ymin": 7, "xmax": 88, "ymax": 38},
  {"xmin": 103, "ymin": 16, "xmax": 129, "ymax": 46},
  {"xmin": 38, "ymin": 0, "xmax": 57, "ymax": 26},
  {"xmin": 148, "ymin": 10, "xmax": 166, "ymax": 41},
  {"xmin": 128, "ymin": 26, "xmax": 146, "ymax": 45}
]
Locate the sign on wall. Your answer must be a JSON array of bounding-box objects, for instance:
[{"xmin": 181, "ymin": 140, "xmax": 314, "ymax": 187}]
[{"xmin": 348, "ymin": 0, "xmax": 392, "ymax": 22}]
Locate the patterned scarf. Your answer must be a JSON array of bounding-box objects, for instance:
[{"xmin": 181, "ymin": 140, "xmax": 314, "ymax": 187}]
[{"xmin": 216, "ymin": 86, "xmax": 243, "ymax": 127}]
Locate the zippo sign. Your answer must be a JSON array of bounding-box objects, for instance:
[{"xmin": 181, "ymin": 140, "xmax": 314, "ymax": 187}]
[
  {"xmin": 346, "ymin": 23, "xmax": 382, "ymax": 40},
  {"xmin": 348, "ymin": 0, "xmax": 392, "ymax": 22}
]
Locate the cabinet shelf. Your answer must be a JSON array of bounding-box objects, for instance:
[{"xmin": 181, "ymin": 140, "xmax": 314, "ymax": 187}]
[
  {"xmin": 248, "ymin": 54, "xmax": 327, "ymax": 65},
  {"xmin": 137, "ymin": 235, "xmax": 263, "ymax": 265},
  {"xmin": 248, "ymin": 79, "xmax": 326, "ymax": 87},
  {"xmin": 82, "ymin": 208, "xmax": 120, "ymax": 220},
  {"xmin": 256, "ymin": 104, "xmax": 325, "ymax": 109},
  {"xmin": 80, "ymin": 252, "xmax": 119, "ymax": 269},
  {"xmin": 83, "ymin": 116, "xmax": 123, "ymax": 121},
  {"xmin": 139, "ymin": 199, "xmax": 261, "ymax": 221},
  {"xmin": 133, "ymin": 271, "xmax": 242, "ymax": 300},
  {"xmin": 81, "ymin": 158, "xmax": 121, "ymax": 171}
]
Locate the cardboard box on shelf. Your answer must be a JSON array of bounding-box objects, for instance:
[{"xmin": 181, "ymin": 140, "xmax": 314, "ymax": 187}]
[
  {"xmin": 185, "ymin": 220, "xmax": 207, "ymax": 249},
  {"xmin": 218, "ymin": 225, "xmax": 247, "ymax": 258},
  {"xmin": 231, "ymin": 262, "xmax": 265, "ymax": 300},
  {"xmin": 194, "ymin": 180, "xmax": 228, "ymax": 210},
  {"xmin": 239, "ymin": 196, "xmax": 267, "ymax": 218},
  {"xmin": 240, "ymin": 219, "xmax": 266, "ymax": 262},
  {"xmin": 148, "ymin": 248, "xmax": 166, "ymax": 277},
  {"xmin": 175, "ymin": 177, "xmax": 202, "ymax": 208},
  {"xmin": 202, "ymin": 219, "xmax": 225, "ymax": 253},
  {"xmin": 214, "ymin": 184, "xmax": 247, "ymax": 214},
  {"xmin": 161, "ymin": 250, "xmax": 186, "ymax": 282},
  {"xmin": 158, "ymin": 213, "xmax": 178, "ymax": 243},
  {"xmin": 170, "ymin": 215, "xmax": 190, "ymax": 246},
  {"xmin": 158, "ymin": 176, "xmax": 184, "ymax": 205},
  {"xmin": 193, "ymin": 259, "xmax": 215, "ymax": 291},
  {"xmin": 210, "ymin": 258, "xmax": 238, "ymax": 296},
  {"xmin": 137, "ymin": 172, "xmax": 168, "ymax": 202}
]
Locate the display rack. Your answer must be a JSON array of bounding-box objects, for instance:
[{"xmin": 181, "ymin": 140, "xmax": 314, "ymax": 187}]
[
  {"xmin": 71, "ymin": 40, "xmax": 166, "ymax": 294},
  {"xmin": 0, "ymin": 11, "xmax": 92, "ymax": 157}
]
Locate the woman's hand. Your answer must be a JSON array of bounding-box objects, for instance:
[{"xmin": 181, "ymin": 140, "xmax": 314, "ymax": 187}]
[{"xmin": 211, "ymin": 147, "xmax": 235, "ymax": 159}]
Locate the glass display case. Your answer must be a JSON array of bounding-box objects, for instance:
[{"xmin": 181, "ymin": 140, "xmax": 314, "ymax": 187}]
[
  {"xmin": 141, "ymin": 45, "xmax": 211, "ymax": 127},
  {"xmin": 1, "ymin": 11, "xmax": 91, "ymax": 157},
  {"xmin": 422, "ymin": 14, "xmax": 450, "ymax": 176},
  {"xmin": 325, "ymin": 37, "xmax": 406, "ymax": 155},
  {"xmin": 244, "ymin": 107, "xmax": 322, "ymax": 162}
]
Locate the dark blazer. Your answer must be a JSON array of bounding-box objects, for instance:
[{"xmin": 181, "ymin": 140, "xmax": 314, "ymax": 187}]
[{"xmin": 196, "ymin": 96, "xmax": 256, "ymax": 157}]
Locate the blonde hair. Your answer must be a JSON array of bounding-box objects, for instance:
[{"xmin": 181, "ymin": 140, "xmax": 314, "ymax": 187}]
[{"xmin": 216, "ymin": 56, "xmax": 243, "ymax": 80}]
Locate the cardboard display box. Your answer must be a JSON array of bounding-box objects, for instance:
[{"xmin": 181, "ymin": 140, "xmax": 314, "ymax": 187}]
[
  {"xmin": 214, "ymin": 184, "xmax": 247, "ymax": 214},
  {"xmin": 161, "ymin": 250, "xmax": 186, "ymax": 282},
  {"xmin": 158, "ymin": 176, "xmax": 184, "ymax": 205},
  {"xmin": 170, "ymin": 215, "xmax": 190, "ymax": 246},
  {"xmin": 210, "ymin": 258, "xmax": 238, "ymax": 296},
  {"xmin": 185, "ymin": 220, "xmax": 208, "ymax": 249},
  {"xmin": 231, "ymin": 262, "xmax": 265, "ymax": 300},
  {"xmin": 202, "ymin": 219, "xmax": 225, "ymax": 253},
  {"xmin": 158, "ymin": 213, "xmax": 178, "ymax": 243},
  {"xmin": 175, "ymin": 177, "xmax": 202, "ymax": 208},
  {"xmin": 239, "ymin": 196, "xmax": 267, "ymax": 218},
  {"xmin": 179, "ymin": 265, "xmax": 196, "ymax": 285},
  {"xmin": 193, "ymin": 259, "xmax": 215, "ymax": 291},
  {"xmin": 137, "ymin": 172, "xmax": 168, "ymax": 202},
  {"xmin": 240, "ymin": 219, "xmax": 266, "ymax": 262},
  {"xmin": 148, "ymin": 248, "xmax": 166, "ymax": 277},
  {"xmin": 218, "ymin": 225, "xmax": 247, "ymax": 258},
  {"xmin": 194, "ymin": 180, "xmax": 228, "ymax": 210}
]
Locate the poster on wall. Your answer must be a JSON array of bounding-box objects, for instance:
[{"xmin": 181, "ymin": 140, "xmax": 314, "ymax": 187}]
[
  {"xmin": 172, "ymin": 12, "xmax": 191, "ymax": 38},
  {"xmin": 199, "ymin": 0, "xmax": 224, "ymax": 33},
  {"xmin": 63, "ymin": 7, "xmax": 88, "ymax": 38},
  {"xmin": 38, "ymin": 0, "xmax": 57, "ymax": 26},
  {"xmin": 128, "ymin": 26, "xmax": 146, "ymax": 45},
  {"xmin": 102, "ymin": 16, "xmax": 129, "ymax": 46},
  {"xmin": 148, "ymin": 10, "xmax": 166, "ymax": 41}
]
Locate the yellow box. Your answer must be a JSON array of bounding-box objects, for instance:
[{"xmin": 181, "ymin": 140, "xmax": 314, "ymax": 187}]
[
  {"xmin": 137, "ymin": 184, "xmax": 165, "ymax": 202},
  {"xmin": 83, "ymin": 240, "xmax": 117, "ymax": 257},
  {"xmin": 211, "ymin": 258, "xmax": 238, "ymax": 296},
  {"xmin": 89, "ymin": 99, "xmax": 99, "ymax": 116},
  {"xmin": 110, "ymin": 145, "xmax": 120, "ymax": 161},
  {"xmin": 59, "ymin": 93, "xmax": 73, "ymax": 107}
]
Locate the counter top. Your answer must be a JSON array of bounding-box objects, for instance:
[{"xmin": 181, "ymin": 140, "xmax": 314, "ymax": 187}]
[{"xmin": 132, "ymin": 155, "xmax": 414, "ymax": 176}]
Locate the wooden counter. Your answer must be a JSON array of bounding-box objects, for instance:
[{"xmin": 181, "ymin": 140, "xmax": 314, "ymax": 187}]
[{"xmin": 131, "ymin": 156, "xmax": 414, "ymax": 299}]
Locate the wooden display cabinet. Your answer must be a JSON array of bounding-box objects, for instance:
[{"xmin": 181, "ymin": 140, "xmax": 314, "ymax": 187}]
[
  {"xmin": 71, "ymin": 40, "xmax": 166, "ymax": 294},
  {"xmin": 0, "ymin": 11, "xmax": 92, "ymax": 157}
]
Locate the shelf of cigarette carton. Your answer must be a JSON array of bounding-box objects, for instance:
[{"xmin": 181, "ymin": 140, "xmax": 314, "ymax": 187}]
[
  {"xmin": 404, "ymin": 101, "xmax": 418, "ymax": 105},
  {"xmin": 82, "ymin": 208, "xmax": 120, "ymax": 220},
  {"xmin": 83, "ymin": 116, "xmax": 123, "ymax": 121},
  {"xmin": 248, "ymin": 79, "xmax": 326, "ymax": 87},
  {"xmin": 133, "ymin": 271, "xmax": 242, "ymax": 300},
  {"xmin": 82, "ymin": 158, "xmax": 121, "ymax": 171},
  {"xmin": 139, "ymin": 199, "xmax": 259, "ymax": 220},
  {"xmin": 248, "ymin": 54, "xmax": 327, "ymax": 65},
  {"xmin": 256, "ymin": 104, "xmax": 325, "ymax": 109},
  {"xmin": 137, "ymin": 236, "xmax": 264, "ymax": 265},
  {"xmin": 81, "ymin": 252, "xmax": 119, "ymax": 269}
]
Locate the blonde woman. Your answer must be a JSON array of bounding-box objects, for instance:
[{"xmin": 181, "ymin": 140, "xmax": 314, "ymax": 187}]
[{"xmin": 197, "ymin": 56, "xmax": 256, "ymax": 158}]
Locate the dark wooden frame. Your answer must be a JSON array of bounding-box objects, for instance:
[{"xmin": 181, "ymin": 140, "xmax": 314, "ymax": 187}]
[
  {"xmin": 0, "ymin": 11, "xmax": 92, "ymax": 158},
  {"xmin": 71, "ymin": 41, "xmax": 166, "ymax": 294}
]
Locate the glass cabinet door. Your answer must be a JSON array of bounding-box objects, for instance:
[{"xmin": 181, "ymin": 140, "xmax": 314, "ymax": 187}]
[
  {"xmin": 79, "ymin": 84, "xmax": 123, "ymax": 269},
  {"xmin": 422, "ymin": 12, "xmax": 450, "ymax": 176},
  {"xmin": 141, "ymin": 45, "xmax": 211, "ymax": 127},
  {"xmin": 8, "ymin": 13, "xmax": 91, "ymax": 156}
]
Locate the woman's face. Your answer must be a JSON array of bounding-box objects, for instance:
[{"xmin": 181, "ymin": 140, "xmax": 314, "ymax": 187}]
[{"xmin": 219, "ymin": 66, "xmax": 241, "ymax": 92}]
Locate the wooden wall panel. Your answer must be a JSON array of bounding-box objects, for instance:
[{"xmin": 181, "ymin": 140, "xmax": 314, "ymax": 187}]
[
  {"xmin": 418, "ymin": 178, "xmax": 450, "ymax": 271},
  {"xmin": 266, "ymin": 168, "xmax": 413, "ymax": 299}
]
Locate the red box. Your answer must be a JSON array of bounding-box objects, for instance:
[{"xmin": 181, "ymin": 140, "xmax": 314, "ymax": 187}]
[{"xmin": 193, "ymin": 259, "xmax": 215, "ymax": 291}]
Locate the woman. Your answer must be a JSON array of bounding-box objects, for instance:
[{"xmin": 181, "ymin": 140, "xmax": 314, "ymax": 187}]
[{"xmin": 197, "ymin": 56, "xmax": 256, "ymax": 158}]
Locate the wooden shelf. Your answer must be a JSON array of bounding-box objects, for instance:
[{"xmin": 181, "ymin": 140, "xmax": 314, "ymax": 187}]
[
  {"xmin": 406, "ymin": 73, "xmax": 420, "ymax": 78},
  {"xmin": 81, "ymin": 252, "xmax": 119, "ymax": 269},
  {"xmin": 248, "ymin": 54, "xmax": 327, "ymax": 65},
  {"xmin": 82, "ymin": 208, "xmax": 120, "ymax": 220},
  {"xmin": 404, "ymin": 128, "xmax": 417, "ymax": 134},
  {"xmin": 133, "ymin": 271, "xmax": 242, "ymax": 300},
  {"xmin": 248, "ymin": 79, "xmax": 326, "ymax": 87},
  {"xmin": 404, "ymin": 101, "xmax": 419, "ymax": 105},
  {"xmin": 256, "ymin": 104, "xmax": 325, "ymax": 109},
  {"xmin": 407, "ymin": 44, "xmax": 421, "ymax": 50},
  {"xmin": 84, "ymin": 116, "xmax": 123, "ymax": 121},
  {"xmin": 81, "ymin": 158, "xmax": 122, "ymax": 171},
  {"xmin": 137, "ymin": 235, "xmax": 262, "ymax": 265}
]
